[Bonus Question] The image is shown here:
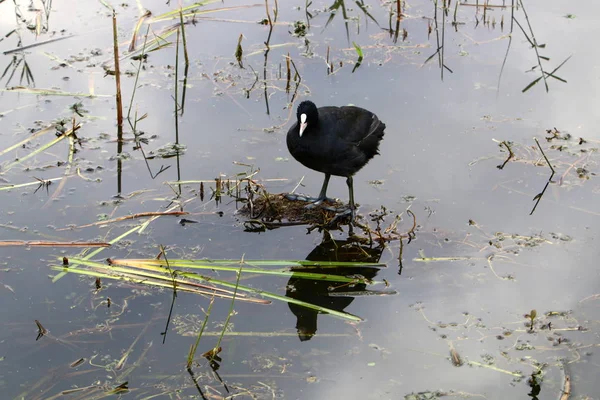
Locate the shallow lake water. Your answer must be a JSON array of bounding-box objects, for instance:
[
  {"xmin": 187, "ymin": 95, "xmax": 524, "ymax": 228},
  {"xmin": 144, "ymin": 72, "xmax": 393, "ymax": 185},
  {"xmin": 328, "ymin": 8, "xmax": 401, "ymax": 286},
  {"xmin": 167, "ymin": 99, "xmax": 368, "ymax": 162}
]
[{"xmin": 0, "ymin": 0, "xmax": 599, "ymax": 399}]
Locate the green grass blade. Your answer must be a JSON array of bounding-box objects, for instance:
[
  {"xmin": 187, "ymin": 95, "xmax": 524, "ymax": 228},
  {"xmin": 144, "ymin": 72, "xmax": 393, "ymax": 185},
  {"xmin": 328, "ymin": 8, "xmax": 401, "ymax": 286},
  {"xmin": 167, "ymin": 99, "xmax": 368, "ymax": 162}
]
[
  {"xmin": 57, "ymin": 258, "xmax": 363, "ymax": 321},
  {"xmin": 109, "ymin": 258, "xmax": 384, "ymax": 284}
]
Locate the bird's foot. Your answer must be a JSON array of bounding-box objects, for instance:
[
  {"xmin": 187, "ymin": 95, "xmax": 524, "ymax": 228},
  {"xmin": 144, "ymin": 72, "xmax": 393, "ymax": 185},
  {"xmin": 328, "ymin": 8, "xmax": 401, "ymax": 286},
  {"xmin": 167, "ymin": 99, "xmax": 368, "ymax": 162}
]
[
  {"xmin": 284, "ymin": 193, "xmax": 337, "ymax": 205},
  {"xmin": 325, "ymin": 207, "xmax": 356, "ymax": 225},
  {"xmin": 284, "ymin": 193, "xmax": 315, "ymax": 202},
  {"xmin": 306, "ymin": 206, "xmax": 361, "ymax": 234},
  {"xmin": 318, "ymin": 203, "xmax": 351, "ymax": 214}
]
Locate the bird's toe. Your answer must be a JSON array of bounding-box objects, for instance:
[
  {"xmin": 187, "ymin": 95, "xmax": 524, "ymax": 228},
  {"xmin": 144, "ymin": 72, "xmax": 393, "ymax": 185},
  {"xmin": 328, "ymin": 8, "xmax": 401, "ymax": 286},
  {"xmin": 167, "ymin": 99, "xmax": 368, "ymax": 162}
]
[{"xmin": 285, "ymin": 193, "xmax": 314, "ymax": 202}]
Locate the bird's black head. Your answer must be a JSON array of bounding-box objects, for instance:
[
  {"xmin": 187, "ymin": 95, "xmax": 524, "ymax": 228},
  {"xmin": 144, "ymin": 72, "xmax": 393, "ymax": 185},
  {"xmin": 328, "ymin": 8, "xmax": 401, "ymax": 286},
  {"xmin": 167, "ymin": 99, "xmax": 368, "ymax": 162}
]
[{"xmin": 296, "ymin": 100, "xmax": 319, "ymax": 137}]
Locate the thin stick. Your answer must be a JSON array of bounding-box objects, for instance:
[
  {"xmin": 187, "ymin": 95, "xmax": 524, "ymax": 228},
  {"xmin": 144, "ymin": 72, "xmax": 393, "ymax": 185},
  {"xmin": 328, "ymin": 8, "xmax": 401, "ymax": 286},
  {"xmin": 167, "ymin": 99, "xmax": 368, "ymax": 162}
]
[
  {"xmin": 497, "ymin": 141, "xmax": 514, "ymax": 170},
  {"xmin": 0, "ymin": 241, "xmax": 110, "ymax": 247},
  {"xmin": 516, "ymin": 0, "xmax": 547, "ymax": 91},
  {"xmin": 530, "ymin": 138, "xmax": 555, "ymax": 215},
  {"xmin": 534, "ymin": 137, "xmax": 554, "ymax": 174},
  {"xmin": 179, "ymin": 9, "xmax": 189, "ymax": 66},
  {"xmin": 174, "ymin": 27, "xmax": 180, "ymax": 142},
  {"xmin": 111, "ymin": 11, "xmax": 124, "ymax": 140},
  {"xmin": 187, "ymin": 296, "xmax": 215, "ymax": 368},
  {"xmin": 2, "ymin": 35, "xmax": 75, "ymax": 55},
  {"xmin": 211, "ymin": 255, "xmax": 243, "ymax": 363},
  {"xmin": 56, "ymin": 211, "xmax": 188, "ymax": 231}
]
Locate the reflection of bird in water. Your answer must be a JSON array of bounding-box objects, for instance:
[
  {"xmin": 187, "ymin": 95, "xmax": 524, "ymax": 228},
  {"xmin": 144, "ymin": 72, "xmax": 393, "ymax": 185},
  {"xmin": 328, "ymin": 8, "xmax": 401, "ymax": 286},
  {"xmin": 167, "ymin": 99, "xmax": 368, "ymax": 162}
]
[{"xmin": 285, "ymin": 233, "xmax": 385, "ymax": 341}]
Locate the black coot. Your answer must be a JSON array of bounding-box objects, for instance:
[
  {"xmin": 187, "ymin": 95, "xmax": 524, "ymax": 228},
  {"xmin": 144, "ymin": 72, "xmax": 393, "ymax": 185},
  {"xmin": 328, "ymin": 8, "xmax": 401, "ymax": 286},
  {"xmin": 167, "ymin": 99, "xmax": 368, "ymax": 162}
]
[{"xmin": 286, "ymin": 100, "xmax": 386, "ymax": 218}]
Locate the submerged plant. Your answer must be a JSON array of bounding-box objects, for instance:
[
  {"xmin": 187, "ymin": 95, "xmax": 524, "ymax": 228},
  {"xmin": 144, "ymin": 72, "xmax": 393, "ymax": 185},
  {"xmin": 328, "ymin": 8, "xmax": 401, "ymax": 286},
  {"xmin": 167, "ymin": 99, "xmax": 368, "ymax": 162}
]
[
  {"xmin": 351, "ymin": 41, "xmax": 363, "ymax": 72},
  {"xmin": 526, "ymin": 309, "xmax": 537, "ymax": 331}
]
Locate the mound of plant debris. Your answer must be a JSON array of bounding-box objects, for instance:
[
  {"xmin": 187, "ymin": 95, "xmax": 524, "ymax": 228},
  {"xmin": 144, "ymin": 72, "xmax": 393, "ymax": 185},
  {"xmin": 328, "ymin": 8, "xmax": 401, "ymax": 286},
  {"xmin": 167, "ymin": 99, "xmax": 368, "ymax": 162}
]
[{"xmin": 237, "ymin": 192, "xmax": 352, "ymax": 232}]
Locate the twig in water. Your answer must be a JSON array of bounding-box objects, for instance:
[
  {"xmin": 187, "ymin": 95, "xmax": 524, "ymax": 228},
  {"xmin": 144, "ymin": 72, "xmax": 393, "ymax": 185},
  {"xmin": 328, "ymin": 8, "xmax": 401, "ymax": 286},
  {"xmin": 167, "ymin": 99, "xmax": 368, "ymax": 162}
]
[
  {"xmin": 560, "ymin": 372, "xmax": 571, "ymax": 400},
  {"xmin": 210, "ymin": 256, "xmax": 244, "ymax": 365},
  {"xmin": 398, "ymin": 235, "xmax": 404, "ymax": 274},
  {"xmin": 285, "ymin": 51, "xmax": 291, "ymax": 91},
  {"xmin": 235, "ymin": 33, "xmax": 243, "ymax": 68},
  {"xmin": 0, "ymin": 240, "xmax": 110, "ymax": 247},
  {"xmin": 35, "ymin": 319, "xmax": 47, "ymax": 341},
  {"xmin": 3, "ymin": 35, "xmax": 75, "ymax": 55},
  {"xmin": 262, "ymin": 0, "xmax": 275, "ymax": 114},
  {"xmin": 56, "ymin": 211, "xmax": 188, "ymax": 231},
  {"xmin": 128, "ymin": 11, "xmax": 152, "ymax": 52},
  {"xmin": 179, "ymin": 10, "xmax": 189, "ymax": 66},
  {"xmin": 406, "ymin": 209, "xmax": 416, "ymax": 242},
  {"xmin": 516, "ymin": 0, "xmax": 571, "ymax": 93},
  {"xmin": 111, "ymin": 11, "xmax": 123, "ymax": 140},
  {"xmin": 529, "ymin": 138, "xmax": 555, "ymax": 215},
  {"xmin": 534, "ymin": 137, "xmax": 555, "ymax": 174},
  {"xmin": 423, "ymin": 0, "xmax": 453, "ymax": 79},
  {"xmin": 160, "ymin": 245, "xmax": 177, "ymax": 344},
  {"xmin": 497, "ymin": 141, "xmax": 514, "ymax": 169}
]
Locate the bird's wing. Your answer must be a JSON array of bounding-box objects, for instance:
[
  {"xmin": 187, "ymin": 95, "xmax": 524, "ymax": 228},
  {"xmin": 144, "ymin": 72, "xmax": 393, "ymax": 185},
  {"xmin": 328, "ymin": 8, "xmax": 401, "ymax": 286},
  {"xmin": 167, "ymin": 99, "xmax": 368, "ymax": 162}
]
[
  {"xmin": 357, "ymin": 114, "xmax": 383, "ymax": 145},
  {"xmin": 333, "ymin": 107, "xmax": 384, "ymax": 145}
]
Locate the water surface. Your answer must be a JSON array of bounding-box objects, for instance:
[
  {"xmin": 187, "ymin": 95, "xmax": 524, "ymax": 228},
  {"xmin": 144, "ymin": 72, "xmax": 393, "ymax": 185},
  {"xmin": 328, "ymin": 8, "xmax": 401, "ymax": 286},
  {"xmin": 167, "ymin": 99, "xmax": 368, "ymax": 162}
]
[{"xmin": 0, "ymin": 1, "xmax": 598, "ymax": 399}]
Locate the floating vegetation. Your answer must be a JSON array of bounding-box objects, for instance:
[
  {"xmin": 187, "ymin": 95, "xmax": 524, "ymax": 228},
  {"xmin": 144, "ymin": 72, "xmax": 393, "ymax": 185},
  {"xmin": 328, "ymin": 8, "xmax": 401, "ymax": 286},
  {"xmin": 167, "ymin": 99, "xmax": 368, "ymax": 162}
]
[
  {"xmin": 404, "ymin": 390, "xmax": 450, "ymax": 400},
  {"xmin": 291, "ymin": 20, "xmax": 307, "ymax": 37},
  {"xmin": 51, "ymin": 256, "xmax": 390, "ymax": 322},
  {"xmin": 235, "ymin": 33, "xmax": 244, "ymax": 68},
  {"xmin": 411, "ymin": 299, "xmax": 591, "ymax": 395},
  {"xmin": 484, "ymin": 129, "xmax": 598, "ymax": 214},
  {"xmin": 147, "ymin": 142, "xmax": 187, "ymax": 159},
  {"xmin": 236, "ymin": 185, "xmax": 416, "ymax": 251},
  {"xmin": 413, "ymin": 223, "xmax": 563, "ymax": 283},
  {"xmin": 238, "ymin": 192, "xmax": 346, "ymax": 229},
  {"xmin": 351, "ymin": 41, "xmax": 363, "ymax": 72}
]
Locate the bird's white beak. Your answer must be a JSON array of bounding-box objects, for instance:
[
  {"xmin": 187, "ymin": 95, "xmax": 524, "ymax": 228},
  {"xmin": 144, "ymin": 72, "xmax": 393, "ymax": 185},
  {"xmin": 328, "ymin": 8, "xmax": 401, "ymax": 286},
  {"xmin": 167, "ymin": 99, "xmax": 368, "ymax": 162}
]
[{"xmin": 299, "ymin": 113, "xmax": 307, "ymax": 137}]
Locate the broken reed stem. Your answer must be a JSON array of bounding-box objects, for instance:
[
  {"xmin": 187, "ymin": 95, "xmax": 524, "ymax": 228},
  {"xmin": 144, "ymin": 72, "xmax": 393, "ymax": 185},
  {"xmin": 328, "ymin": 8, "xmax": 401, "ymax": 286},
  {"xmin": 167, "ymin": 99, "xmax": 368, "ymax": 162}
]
[
  {"xmin": 288, "ymin": 56, "xmax": 301, "ymax": 83},
  {"xmin": 396, "ymin": 0, "xmax": 401, "ymax": 20},
  {"xmin": 285, "ymin": 51, "xmax": 290, "ymax": 92},
  {"xmin": 398, "ymin": 234, "xmax": 404, "ymax": 271},
  {"xmin": 187, "ymin": 296, "xmax": 215, "ymax": 368},
  {"xmin": 235, "ymin": 33, "xmax": 244, "ymax": 68},
  {"xmin": 497, "ymin": 141, "xmax": 514, "ymax": 170},
  {"xmin": 406, "ymin": 209, "xmax": 417, "ymax": 240},
  {"xmin": 560, "ymin": 373, "xmax": 571, "ymax": 400},
  {"xmin": 453, "ymin": 1, "xmax": 458, "ymax": 24},
  {"xmin": 174, "ymin": 27, "xmax": 180, "ymax": 143},
  {"xmin": 127, "ymin": 26, "xmax": 150, "ymax": 123},
  {"xmin": 529, "ymin": 138, "xmax": 556, "ymax": 215},
  {"xmin": 160, "ymin": 245, "xmax": 177, "ymax": 294},
  {"xmin": 534, "ymin": 137, "xmax": 555, "ymax": 174},
  {"xmin": 111, "ymin": 11, "xmax": 123, "ymax": 141},
  {"xmin": 179, "ymin": 10, "xmax": 189, "ymax": 67},
  {"xmin": 179, "ymin": 11, "xmax": 190, "ymax": 115},
  {"xmin": 0, "ymin": 240, "xmax": 110, "ymax": 247},
  {"xmin": 483, "ymin": 0, "xmax": 487, "ymax": 22},
  {"xmin": 516, "ymin": 0, "xmax": 548, "ymax": 91},
  {"xmin": 263, "ymin": 0, "xmax": 275, "ymax": 114},
  {"xmin": 56, "ymin": 211, "xmax": 188, "ymax": 231},
  {"xmin": 211, "ymin": 257, "xmax": 243, "ymax": 363},
  {"xmin": 264, "ymin": 0, "xmax": 274, "ymax": 48}
]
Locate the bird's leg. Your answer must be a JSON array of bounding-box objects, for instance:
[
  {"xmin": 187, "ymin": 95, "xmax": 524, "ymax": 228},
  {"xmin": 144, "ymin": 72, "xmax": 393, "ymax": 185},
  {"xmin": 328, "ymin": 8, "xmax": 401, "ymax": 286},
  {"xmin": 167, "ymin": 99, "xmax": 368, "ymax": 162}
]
[
  {"xmin": 312, "ymin": 173, "xmax": 333, "ymax": 205},
  {"xmin": 323, "ymin": 176, "xmax": 356, "ymax": 225},
  {"xmin": 347, "ymin": 176, "xmax": 356, "ymax": 220},
  {"xmin": 320, "ymin": 176, "xmax": 355, "ymax": 230},
  {"xmin": 285, "ymin": 173, "xmax": 336, "ymax": 205},
  {"xmin": 304, "ymin": 174, "xmax": 337, "ymax": 209}
]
